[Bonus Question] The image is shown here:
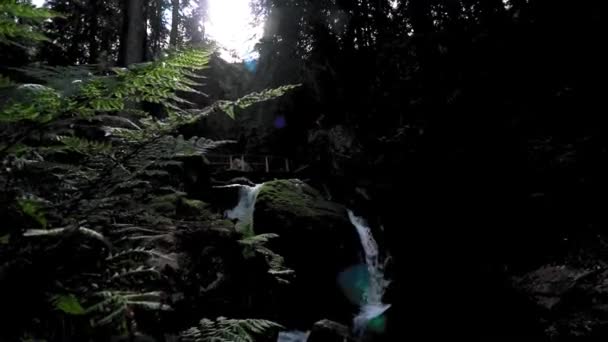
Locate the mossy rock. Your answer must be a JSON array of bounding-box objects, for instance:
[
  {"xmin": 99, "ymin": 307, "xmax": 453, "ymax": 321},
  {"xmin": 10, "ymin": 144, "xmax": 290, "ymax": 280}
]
[
  {"xmin": 255, "ymin": 179, "xmax": 346, "ymax": 224},
  {"xmin": 177, "ymin": 197, "xmax": 210, "ymax": 217},
  {"xmin": 149, "ymin": 193, "xmax": 182, "ymax": 215},
  {"xmin": 149, "ymin": 193, "xmax": 210, "ymax": 218},
  {"xmin": 253, "ymin": 179, "xmax": 361, "ymax": 324}
]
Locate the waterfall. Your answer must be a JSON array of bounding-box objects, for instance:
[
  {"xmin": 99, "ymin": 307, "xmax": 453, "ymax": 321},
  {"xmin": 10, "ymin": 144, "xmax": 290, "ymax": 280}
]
[
  {"xmin": 347, "ymin": 210, "xmax": 391, "ymax": 336},
  {"xmin": 224, "ymin": 183, "xmax": 263, "ymax": 232},
  {"xmin": 277, "ymin": 330, "xmax": 310, "ymax": 342}
]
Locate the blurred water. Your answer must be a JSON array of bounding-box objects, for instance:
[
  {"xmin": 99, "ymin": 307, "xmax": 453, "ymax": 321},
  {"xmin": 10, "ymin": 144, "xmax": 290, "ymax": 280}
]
[
  {"xmin": 347, "ymin": 210, "xmax": 391, "ymax": 335},
  {"xmin": 224, "ymin": 183, "xmax": 263, "ymax": 232}
]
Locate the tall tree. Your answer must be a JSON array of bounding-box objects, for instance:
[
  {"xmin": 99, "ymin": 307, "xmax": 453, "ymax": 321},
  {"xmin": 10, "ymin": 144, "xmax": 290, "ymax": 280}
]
[
  {"xmin": 169, "ymin": 0, "xmax": 180, "ymax": 47},
  {"xmin": 148, "ymin": 0, "xmax": 170, "ymax": 57},
  {"xmin": 185, "ymin": 0, "xmax": 207, "ymax": 44},
  {"xmin": 120, "ymin": 0, "xmax": 147, "ymax": 65},
  {"xmin": 41, "ymin": 0, "xmax": 123, "ymax": 65}
]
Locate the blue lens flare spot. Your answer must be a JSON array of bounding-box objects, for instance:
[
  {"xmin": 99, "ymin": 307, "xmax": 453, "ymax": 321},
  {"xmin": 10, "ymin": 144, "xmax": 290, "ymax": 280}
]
[{"xmin": 274, "ymin": 115, "xmax": 287, "ymax": 129}]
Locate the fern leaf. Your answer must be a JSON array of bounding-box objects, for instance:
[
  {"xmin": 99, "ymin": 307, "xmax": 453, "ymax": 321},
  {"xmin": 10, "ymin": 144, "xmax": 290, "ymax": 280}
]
[
  {"xmin": 58, "ymin": 136, "xmax": 112, "ymax": 155},
  {"xmin": 0, "ymin": 74, "xmax": 14, "ymax": 88},
  {"xmin": 126, "ymin": 301, "xmax": 172, "ymax": 311},
  {"xmin": 91, "ymin": 305, "xmax": 126, "ymax": 327},
  {"xmin": 111, "ymin": 266, "xmax": 159, "ymax": 280},
  {"xmin": 218, "ymin": 84, "xmax": 300, "ymax": 118},
  {"xmin": 238, "ymin": 233, "xmax": 279, "ymax": 246},
  {"xmin": 23, "ymin": 226, "xmax": 106, "ymax": 244},
  {"xmin": 106, "ymin": 247, "xmax": 175, "ymax": 263},
  {"xmin": 18, "ymin": 197, "xmax": 47, "ymax": 228},
  {"xmin": 50, "ymin": 294, "xmax": 86, "ymax": 315},
  {"xmin": 180, "ymin": 317, "xmax": 282, "ymax": 342}
]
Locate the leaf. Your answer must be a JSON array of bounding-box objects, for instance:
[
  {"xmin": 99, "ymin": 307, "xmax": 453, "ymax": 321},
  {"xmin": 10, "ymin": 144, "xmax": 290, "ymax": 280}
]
[
  {"xmin": 24, "ymin": 226, "xmax": 107, "ymax": 245},
  {"xmin": 218, "ymin": 84, "xmax": 300, "ymax": 118},
  {"xmin": 238, "ymin": 233, "xmax": 279, "ymax": 246},
  {"xmin": 18, "ymin": 198, "xmax": 47, "ymax": 228},
  {"xmin": 180, "ymin": 317, "xmax": 283, "ymax": 342},
  {"xmin": 51, "ymin": 294, "xmax": 86, "ymax": 315},
  {"xmin": 0, "ymin": 74, "xmax": 13, "ymax": 88},
  {"xmin": 0, "ymin": 234, "xmax": 9, "ymax": 244}
]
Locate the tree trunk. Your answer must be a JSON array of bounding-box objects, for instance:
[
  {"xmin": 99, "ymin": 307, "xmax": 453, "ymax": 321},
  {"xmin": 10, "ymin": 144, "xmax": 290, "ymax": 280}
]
[
  {"xmin": 406, "ymin": 0, "xmax": 434, "ymax": 36},
  {"xmin": 169, "ymin": 0, "xmax": 180, "ymax": 47},
  {"xmin": 87, "ymin": 0, "xmax": 99, "ymax": 63},
  {"xmin": 120, "ymin": 0, "xmax": 146, "ymax": 66}
]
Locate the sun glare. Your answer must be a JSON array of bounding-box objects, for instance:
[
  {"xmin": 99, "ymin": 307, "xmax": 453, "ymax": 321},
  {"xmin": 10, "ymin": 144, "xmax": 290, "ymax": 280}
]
[
  {"xmin": 32, "ymin": 0, "xmax": 262, "ymax": 62},
  {"xmin": 205, "ymin": 0, "xmax": 263, "ymax": 62}
]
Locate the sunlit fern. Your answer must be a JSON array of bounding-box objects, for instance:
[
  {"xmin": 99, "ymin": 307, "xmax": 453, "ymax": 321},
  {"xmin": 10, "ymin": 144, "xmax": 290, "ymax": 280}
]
[{"xmin": 180, "ymin": 317, "xmax": 283, "ymax": 342}]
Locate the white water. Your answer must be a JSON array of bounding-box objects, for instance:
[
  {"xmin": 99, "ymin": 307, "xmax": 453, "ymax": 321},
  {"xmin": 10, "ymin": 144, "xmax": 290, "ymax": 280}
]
[
  {"xmin": 347, "ymin": 210, "xmax": 391, "ymax": 335},
  {"xmin": 224, "ymin": 183, "xmax": 263, "ymax": 232},
  {"xmin": 277, "ymin": 330, "xmax": 310, "ymax": 342},
  {"xmin": 223, "ymin": 183, "xmax": 390, "ymax": 338}
]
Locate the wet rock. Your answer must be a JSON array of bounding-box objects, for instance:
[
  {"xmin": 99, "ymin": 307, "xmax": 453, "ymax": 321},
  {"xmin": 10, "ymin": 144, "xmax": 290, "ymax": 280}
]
[
  {"xmin": 253, "ymin": 179, "xmax": 361, "ymax": 325},
  {"xmin": 513, "ymin": 264, "xmax": 608, "ymax": 339},
  {"xmin": 308, "ymin": 319, "xmax": 352, "ymax": 342},
  {"xmin": 513, "ymin": 265, "xmax": 594, "ymax": 310}
]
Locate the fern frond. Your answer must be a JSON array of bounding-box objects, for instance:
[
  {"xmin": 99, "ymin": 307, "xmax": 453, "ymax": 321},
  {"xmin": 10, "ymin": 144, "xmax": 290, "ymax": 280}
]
[
  {"xmin": 122, "ymin": 292, "xmax": 164, "ymax": 301},
  {"xmin": 111, "ymin": 266, "xmax": 159, "ymax": 280},
  {"xmin": 126, "ymin": 301, "xmax": 172, "ymax": 311},
  {"xmin": 180, "ymin": 317, "xmax": 282, "ymax": 342},
  {"xmin": 238, "ymin": 233, "xmax": 279, "ymax": 246},
  {"xmin": 0, "ymin": 74, "xmax": 14, "ymax": 88},
  {"xmin": 106, "ymin": 247, "xmax": 175, "ymax": 263},
  {"xmin": 18, "ymin": 197, "xmax": 47, "ymax": 228},
  {"xmin": 58, "ymin": 136, "xmax": 112, "ymax": 155},
  {"xmin": 0, "ymin": 3, "xmax": 57, "ymax": 45},
  {"xmin": 218, "ymin": 84, "xmax": 300, "ymax": 119},
  {"xmin": 23, "ymin": 226, "xmax": 106, "ymax": 243},
  {"xmin": 1, "ymin": 84, "xmax": 63, "ymax": 123},
  {"xmin": 16, "ymin": 65, "xmax": 95, "ymax": 96},
  {"xmin": 91, "ymin": 305, "xmax": 126, "ymax": 327}
]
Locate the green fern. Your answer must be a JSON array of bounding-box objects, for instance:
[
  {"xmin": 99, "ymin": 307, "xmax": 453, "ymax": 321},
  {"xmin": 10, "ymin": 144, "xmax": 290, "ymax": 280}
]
[
  {"xmin": 0, "ymin": 45, "xmax": 299, "ymax": 338},
  {"xmin": 0, "ymin": 74, "xmax": 14, "ymax": 88},
  {"xmin": 218, "ymin": 84, "xmax": 300, "ymax": 118},
  {"xmin": 238, "ymin": 233, "xmax": 294, "ymax": 284},
  {"xmin": 16, "ymin": 65, "xmax": 96, "ymax": 96},
  {"xmin": 58, "ymin": 136, "xmax": 112, "ymax": 155},
  {"xmin": 23, "ymin": 226, "xmax": 107, "ymax": 244},
  {"xmin": 0, "ymin": 1, "xmax": 57, "ymax": 46},
  {"xmin": 180, "ymin": 317, "xmax": 283, "ymax": 342},
  {"xmin": 85, "ymin": 290, "xmax": 172, "ymax": 327},
  {"xmin": 50, "ymin": 294, "xmax": 86, "ymax": 315},
  {"xmin": 17, "ymin": 197, "xmax": 47, "ymax": 228},
  {"xmin": 0, "ymin": 84, "xmax": 63, "ymax": 124}
]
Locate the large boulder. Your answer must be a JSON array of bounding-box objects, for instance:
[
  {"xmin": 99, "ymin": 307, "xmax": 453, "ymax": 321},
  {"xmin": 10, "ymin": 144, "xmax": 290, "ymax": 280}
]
[
  {"xmin": 513, "ymin": 264, "xmax": 608, "ymax": 340},
  {"xmin": 253, "ymin": 179, "xmax": 362, "ymax": 325},
  {"xmin": 308, "ymin": 319, "xmax": 353, "ymax": 342}
]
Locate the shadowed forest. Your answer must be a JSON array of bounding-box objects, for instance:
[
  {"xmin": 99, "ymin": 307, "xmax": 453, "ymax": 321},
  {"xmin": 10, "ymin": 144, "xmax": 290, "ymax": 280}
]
[{"xmin": 1, "ymin": 0, "xmax": 607, "ymax": 341}]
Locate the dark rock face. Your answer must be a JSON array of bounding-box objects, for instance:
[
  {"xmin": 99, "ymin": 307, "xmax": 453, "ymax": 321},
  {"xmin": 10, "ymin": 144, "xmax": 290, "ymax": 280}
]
[
  {"xmin": 514, "ymin": 264, "xmax": 608, "ymax": 340},
  {"xmin": 253, "ymin": 179, "xmax": 362, "ymax": 325},
  {"xmin": 308, "ymin": 319, "xmax": 352, "ymax": 342}
]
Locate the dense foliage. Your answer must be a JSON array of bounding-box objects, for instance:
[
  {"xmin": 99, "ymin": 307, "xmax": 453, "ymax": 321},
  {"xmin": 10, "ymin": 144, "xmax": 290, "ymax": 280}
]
[
  {"xmin": 2, "ymin": 0, "xmax": 608, "ymax": 340},
  {"xmin": 0, "ymin": 3, "xmax": 298, "ymax": 340},
  {"xmin": 245, "ymin": 0, "xmax": 607, "ymax": 338}
]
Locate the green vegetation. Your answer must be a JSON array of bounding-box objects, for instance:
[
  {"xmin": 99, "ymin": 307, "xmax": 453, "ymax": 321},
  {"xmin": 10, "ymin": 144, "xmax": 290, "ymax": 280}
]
[{"xmin": 0, "ymin": 2, "xmax": 297, "ymax": 340}]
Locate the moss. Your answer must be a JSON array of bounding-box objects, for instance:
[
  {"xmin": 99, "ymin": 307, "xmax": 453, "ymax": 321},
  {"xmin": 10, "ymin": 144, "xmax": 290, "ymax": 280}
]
[
  {"xmin": 256, "ymin": 179, "xmax": 321, "ymax": 218},
  {"xmin": 149, "ymin": 194, "xmax": 210, "ymax": 218},
  {"xmin": 149, "ymin": 193, "xmax": 181, "ymax": 214},
  {"xmin": 177, "ymin": 198, "xmax": 210, "ymax": 217}
]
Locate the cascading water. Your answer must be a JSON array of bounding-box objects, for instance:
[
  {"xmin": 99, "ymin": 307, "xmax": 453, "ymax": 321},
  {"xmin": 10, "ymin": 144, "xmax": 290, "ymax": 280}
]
[
  {"xmin": 347, "ymin": 210, "xmax": 391, "ymax": 336},
  {"xmin": 223, "ymin": 183, "xmax": 309, "ymax": 342},
  {"xmin": 223, "ymin": 183, "xmax": 263, "ymax": 231},
  {"xmin": 223, "ymin": 182, "xmax": 390, "ymax": 339}
]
